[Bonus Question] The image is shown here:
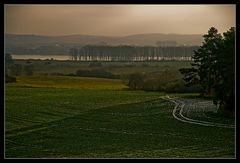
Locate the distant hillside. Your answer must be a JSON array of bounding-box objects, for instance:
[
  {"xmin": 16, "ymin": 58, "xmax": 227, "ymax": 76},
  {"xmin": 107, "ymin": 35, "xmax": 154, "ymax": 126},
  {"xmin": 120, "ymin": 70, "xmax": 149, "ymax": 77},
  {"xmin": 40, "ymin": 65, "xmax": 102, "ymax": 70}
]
[
  {"xmin": 5, "ymin": 33, "xmax": 203, "ymax": 54},
  {"xmin": 121, "ymin": 33, "xmax": 203, "ymax": 46}
]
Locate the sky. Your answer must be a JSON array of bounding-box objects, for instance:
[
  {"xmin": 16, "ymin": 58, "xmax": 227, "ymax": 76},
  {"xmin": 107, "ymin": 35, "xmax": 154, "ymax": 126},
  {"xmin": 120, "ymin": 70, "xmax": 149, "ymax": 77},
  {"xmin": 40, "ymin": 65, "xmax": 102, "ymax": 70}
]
[{"xmin": 5, "ymin": 5, "xmax": 236, "ymax": 36}]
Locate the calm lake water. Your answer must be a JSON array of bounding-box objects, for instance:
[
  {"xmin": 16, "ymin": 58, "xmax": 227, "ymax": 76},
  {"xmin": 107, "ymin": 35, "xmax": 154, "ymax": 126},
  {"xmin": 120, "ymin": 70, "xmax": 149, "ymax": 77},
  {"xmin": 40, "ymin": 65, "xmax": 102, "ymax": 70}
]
[{"xmin": 12, "ymin": 54, "xmax": 70, "ymax": 61}]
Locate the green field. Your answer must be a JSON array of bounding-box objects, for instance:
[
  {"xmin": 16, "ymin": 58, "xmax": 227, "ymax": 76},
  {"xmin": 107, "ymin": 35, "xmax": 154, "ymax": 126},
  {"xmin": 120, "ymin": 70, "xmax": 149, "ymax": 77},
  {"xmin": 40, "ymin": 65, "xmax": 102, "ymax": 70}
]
[
  {"xmin": 13, "ymin": 60, "xmax": 192, "ymax": 76},
  {"xmin": 5, "ymin": 74, "xmax": 235, "ymax": 158},
  {"xmin": 7, "ymin": 76, "xmax": 128, "ymax": 90}
]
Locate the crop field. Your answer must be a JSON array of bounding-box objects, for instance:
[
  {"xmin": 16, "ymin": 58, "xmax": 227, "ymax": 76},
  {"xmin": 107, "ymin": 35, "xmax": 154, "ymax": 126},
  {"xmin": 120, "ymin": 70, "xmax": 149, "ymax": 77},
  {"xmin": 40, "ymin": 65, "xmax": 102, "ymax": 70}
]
[{"xmin": 5, "ymin": 75, "xmax": 235, "ymax": 158}]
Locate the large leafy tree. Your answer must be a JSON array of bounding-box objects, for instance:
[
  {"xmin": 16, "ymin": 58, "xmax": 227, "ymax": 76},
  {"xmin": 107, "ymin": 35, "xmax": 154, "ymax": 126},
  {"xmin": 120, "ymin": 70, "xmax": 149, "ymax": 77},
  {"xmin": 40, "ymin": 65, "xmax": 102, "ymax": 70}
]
[
  {"xmin": 179, "ymin": 27, "xmax": 235, "ymax": 112},
  {"xmin": 193, "ymin": 27, "xmax": 223, "ymax": 95},
  {"xmin": 213, "ymin": 27, "xmax": 235, "ymax": 111}
]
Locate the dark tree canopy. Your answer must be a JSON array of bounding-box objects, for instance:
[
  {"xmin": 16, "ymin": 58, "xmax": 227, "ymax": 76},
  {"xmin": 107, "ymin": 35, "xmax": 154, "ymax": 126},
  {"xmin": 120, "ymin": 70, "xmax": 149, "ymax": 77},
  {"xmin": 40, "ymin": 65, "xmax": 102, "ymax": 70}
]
[
  {"xmin": 5, "ymin": 53, "xmax": 13, "ymax": 66},
  {"xmin": 179, "ymin": 27, "xmax": 235, "ymax": 112},
  {"xmin": 127, "ymin": 73, "xmax": 145, "ymax": 90}
]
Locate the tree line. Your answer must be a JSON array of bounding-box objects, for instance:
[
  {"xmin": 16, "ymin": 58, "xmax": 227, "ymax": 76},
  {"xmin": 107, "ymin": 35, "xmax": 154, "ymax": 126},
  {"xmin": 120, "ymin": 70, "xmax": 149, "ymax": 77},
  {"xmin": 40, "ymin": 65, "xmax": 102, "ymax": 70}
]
[{"xmin": 69, "ymin": 45, "xmax": 199, "ymax": 61}]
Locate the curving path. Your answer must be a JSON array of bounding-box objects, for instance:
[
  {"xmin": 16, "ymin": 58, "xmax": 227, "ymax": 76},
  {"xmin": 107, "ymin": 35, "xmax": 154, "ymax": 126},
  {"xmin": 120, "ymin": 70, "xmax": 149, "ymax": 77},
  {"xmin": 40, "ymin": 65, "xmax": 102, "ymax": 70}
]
[{"xmin": 162, "ymin": 96, "xmax": 235, "ymax": 129}]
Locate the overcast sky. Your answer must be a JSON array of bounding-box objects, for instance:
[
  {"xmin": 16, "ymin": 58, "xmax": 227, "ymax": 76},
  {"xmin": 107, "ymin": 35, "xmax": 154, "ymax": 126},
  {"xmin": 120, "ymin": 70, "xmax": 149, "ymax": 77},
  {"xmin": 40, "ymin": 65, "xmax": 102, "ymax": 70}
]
[{"xmin": 5, "ymin": 5, "xmax": 236, "ymax": 36}]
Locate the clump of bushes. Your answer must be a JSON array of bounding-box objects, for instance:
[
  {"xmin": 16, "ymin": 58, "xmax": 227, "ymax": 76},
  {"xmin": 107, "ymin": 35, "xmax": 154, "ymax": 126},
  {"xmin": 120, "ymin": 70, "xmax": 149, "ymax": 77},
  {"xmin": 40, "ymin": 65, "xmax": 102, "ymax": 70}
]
[
  {"xmin": 125, "ymin": 72, "xmax": 203, "ymax": 93},
  {"xmin": 142, "ymin": 63, "xmax": 149, "ymax": 67},
  {"xmin": 75, "ymin": 69, "xmax": 118, "ymax": 79},
  {"xmin": 49, "ymin": 72, "xmax": 64, "ymax": 76},
  {"xmin": 7, "ymin": 64, "xmax": 34, "ymax": 77},
  {"xmin": 163, "ymin": 80, "xmax": 203, "ymax": 93},
  {"xmin": 127, "ymin": 73, "xmax": 145, "ymax": 90},
  {"xmin": 88, "ymin": 62, "xmax": 102, "ymax": 67},
  {"xmin": 24, "ymin": 65, "xmax": 34, "ymax": 76},
  {"xmin": 124, "ymin": 63, "xmax": 136, "ymax": 67},
  {"xmin": 5, "ymin": 75, "xmax": 16, "ymax": 83}
]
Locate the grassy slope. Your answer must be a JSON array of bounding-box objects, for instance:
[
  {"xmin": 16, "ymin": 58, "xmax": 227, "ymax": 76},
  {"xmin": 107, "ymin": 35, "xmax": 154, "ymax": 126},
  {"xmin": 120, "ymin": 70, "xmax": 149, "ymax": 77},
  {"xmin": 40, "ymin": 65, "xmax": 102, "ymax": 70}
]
[
  {"xmin": 7, "ymin": 76, "xmax": 128, "ymax": 90},
  {"xmin": 5, "ymin": 76, "xmax": 235, "ymax": 158}
]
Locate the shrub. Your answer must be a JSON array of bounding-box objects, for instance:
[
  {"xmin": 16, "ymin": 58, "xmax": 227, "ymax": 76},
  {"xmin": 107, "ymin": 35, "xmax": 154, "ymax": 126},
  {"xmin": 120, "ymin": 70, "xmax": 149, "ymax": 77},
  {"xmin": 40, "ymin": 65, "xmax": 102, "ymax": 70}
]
[
  {"xmin": 127, "ymin": 73, "xmax": 145, "ymax": 90},
  {"xmin": 124, "ymin": 63, "xmax": 136, "ymax": 67},
  {"xmin": 49, "ymin": 72, "xmax": 64, "ymax": 76},
  {"xmin": 142, "ymin": 63, "xmax": 149, "ymax": 67},
  {"xmin": 75, "ymin": 69, "xmax": 117, "ymax": 79},
  {"xmin": 142, "ymin": 79, "xmax": 160, "ymax": 91},
  {"xmin": 5, "ymin": 75, "xmax": 16, "ymax": 83},
  {"xmin": 164, "ymin": 80, "xmax": 203, "ymax": 93},
  {"xmin": 88, "ymin": 62, "xmax": 102, "ymax": 67},
  {"xmin": 24, "ymin": 65, "xmax": 34, "ymax": 76},
  {"xmin": 9, "ymin": 64, "xmax": 22, "ymax": 76}
]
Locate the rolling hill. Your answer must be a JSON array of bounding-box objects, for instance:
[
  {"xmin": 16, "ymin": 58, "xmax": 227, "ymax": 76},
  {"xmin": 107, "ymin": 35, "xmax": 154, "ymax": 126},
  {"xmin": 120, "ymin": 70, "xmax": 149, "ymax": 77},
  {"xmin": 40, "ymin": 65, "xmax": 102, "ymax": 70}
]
[{"xmin": 5, "ymin": 33, "xmax": 203, "ymax": 54}]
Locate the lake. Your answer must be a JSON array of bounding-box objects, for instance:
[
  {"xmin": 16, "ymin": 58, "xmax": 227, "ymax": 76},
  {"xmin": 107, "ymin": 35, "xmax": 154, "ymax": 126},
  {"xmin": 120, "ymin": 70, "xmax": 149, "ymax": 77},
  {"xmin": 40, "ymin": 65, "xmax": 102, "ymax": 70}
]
[{"xmin": 12, "ymin": 54, "xmax": 70, "ymax": 61}]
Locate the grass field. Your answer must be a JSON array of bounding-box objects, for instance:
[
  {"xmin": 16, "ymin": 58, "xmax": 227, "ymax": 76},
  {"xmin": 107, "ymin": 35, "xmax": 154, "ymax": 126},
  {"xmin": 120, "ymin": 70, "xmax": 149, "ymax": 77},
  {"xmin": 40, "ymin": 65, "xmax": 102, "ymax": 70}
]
[
  {"xmin": 14, "ymin": 60, "xmax": 192, "ymax": 76},
  {"xmin": 5, "ymin": 75, "xmax": 235, "ymax": 158},
  {"xmin": 7, "ymin": 76, "xmax": 128, "ymax": 90}
]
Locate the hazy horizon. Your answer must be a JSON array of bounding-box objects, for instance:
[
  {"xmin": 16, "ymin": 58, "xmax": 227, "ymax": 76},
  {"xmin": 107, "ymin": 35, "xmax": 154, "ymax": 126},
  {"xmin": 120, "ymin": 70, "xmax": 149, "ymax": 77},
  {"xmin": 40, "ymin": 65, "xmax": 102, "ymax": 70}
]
[
  {"xmin": 5, "ymin": 5, "xmax": 236, "ymax": 36},
  {"xmin": 5, "ymin": 32, "xmax": 205, "ymax": 37}
]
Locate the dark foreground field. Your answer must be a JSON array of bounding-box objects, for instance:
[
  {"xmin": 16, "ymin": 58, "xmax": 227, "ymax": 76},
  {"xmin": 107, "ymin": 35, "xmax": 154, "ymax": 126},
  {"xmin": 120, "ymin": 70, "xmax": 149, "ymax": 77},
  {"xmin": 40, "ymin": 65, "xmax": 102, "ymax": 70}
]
[{"xmin": 5, "ymin": 75, "xmax": 235, "ymax": 158}]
